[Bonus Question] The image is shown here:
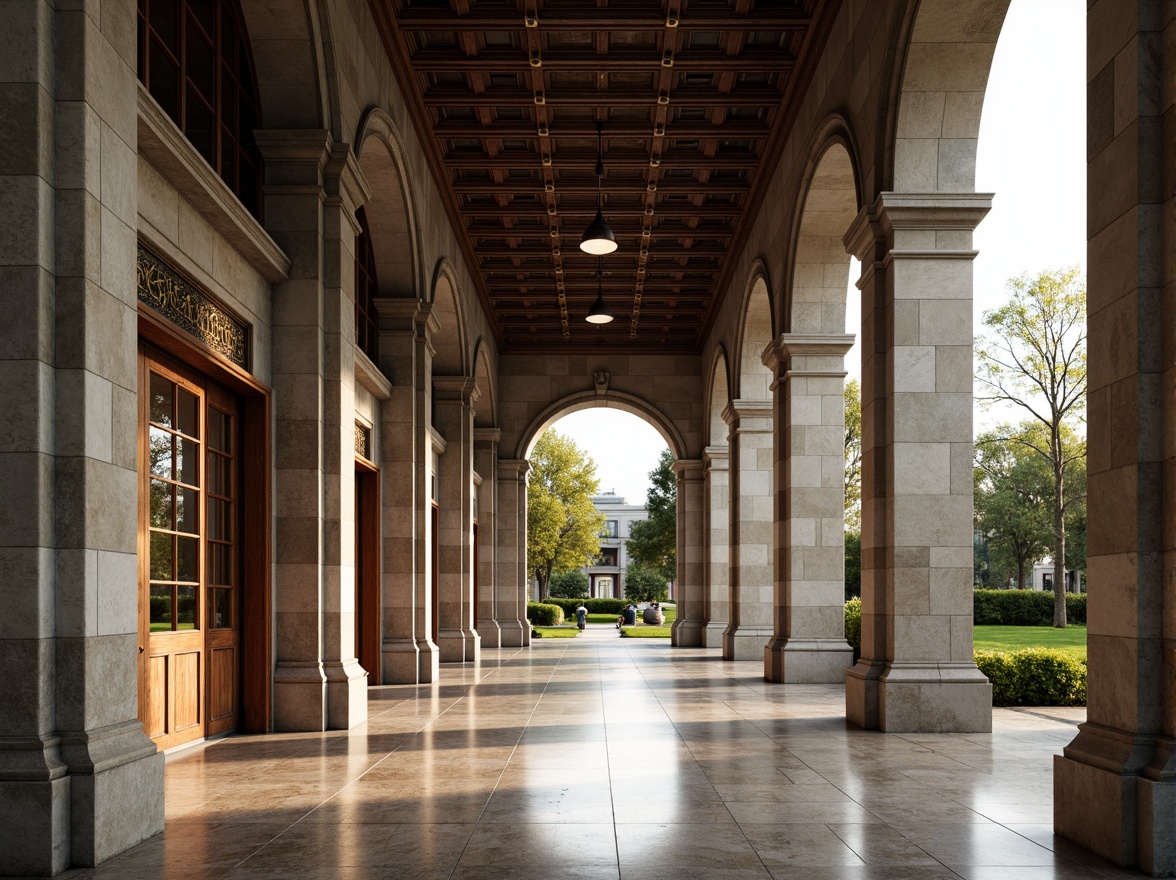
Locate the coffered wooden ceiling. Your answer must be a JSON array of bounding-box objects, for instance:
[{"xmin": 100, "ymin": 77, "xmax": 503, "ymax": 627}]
[{"xmin": 370, "ymin": 0, "xmax": 841, "ymax": 353}]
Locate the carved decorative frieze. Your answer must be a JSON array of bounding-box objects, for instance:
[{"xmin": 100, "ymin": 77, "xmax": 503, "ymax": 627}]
[
  {"xmin": 355, "ymin": 422, "xmax": 371, "ymax": 459},
  {"xmin": 137, "ymin": 244, "xmax": 249, "ymax": 368}
]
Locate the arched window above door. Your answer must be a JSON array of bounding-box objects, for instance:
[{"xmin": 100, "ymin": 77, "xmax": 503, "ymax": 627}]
[{"xmin": 137, "ymin": 0, "xmax": 264, "ymax": 219}]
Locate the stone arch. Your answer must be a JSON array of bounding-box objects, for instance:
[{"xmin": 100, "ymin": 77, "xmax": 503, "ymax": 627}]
[
  {"xmin": 356, "ymin": 108, "xmax": 423, "ymax": 300},
  {"xmin": 785, "ymin": 120, "xmax": 863, "ymax": 336},
  {"xmin": 733, "ymin": 264, "xmax": 774, "ymax": 401},
  {"xmin": 471, "ymin": 337, "xmax": 496, "ymax": 429},
  {"xmin": 239, "ymin": 0, "xmax": 331, "ymax": 130},
  {"xmin": 515, "ymin": 391, "xmax": 686, "ymax": 463},
  {"xmin": 887, "ymin": 0, "xmax": 1012, "ymax": 193},
  {"xmin": 706, "ymin": 346, "xmax": 731, "ymax": 447},
  {"xmin": 429, "ymin": 260, "xmax": 467, "ymax": 377}
]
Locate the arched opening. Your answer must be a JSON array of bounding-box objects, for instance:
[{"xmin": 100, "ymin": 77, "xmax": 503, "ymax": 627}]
[
  {"xmin": 357, "ymin": 116, "xmax": 420, "ymax": 302},
  {"xmin": 525, "ymin": 406, "xmax": 674, "ymax": 607},
  {"xmin": 723, "ymin": 271, "xmax": 775, "ymax": 661},
  {"xmin": 703, "ymin": 348, "xmax": 731, "ymax": 648}
]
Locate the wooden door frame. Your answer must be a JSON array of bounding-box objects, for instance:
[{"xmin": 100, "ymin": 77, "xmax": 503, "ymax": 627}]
[
  {"xmin": 355, "ymin": 458, "xmax": 381, "ymax": 684},
  {"xmin": 138, "ymin": 307, "xmax": 272, "ymax": 734}
]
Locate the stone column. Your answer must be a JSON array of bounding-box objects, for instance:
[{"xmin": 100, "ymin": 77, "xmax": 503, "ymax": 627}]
[
  {"xmin": 763, "ymin": 334, "xmax": 855, "ymax": 683},
  {"xmin": 702, "ymin": 448, "xmax": 730, "ymax": 648},
  {"xmin": 375, "ymin": 299, "xmax": 440, "ymax": 683},
  {"xmin": 1054, "ymin": 4, "xmax": 1174, "ymax": 873},
  {"xmin": 496, "ymin": 460, "xmax": 532, "ymax": 647},
  {"xmin": 671, "ymin": 459, "xmax": 705, "ymax": 646},
  {"xmin": 433, "ymin": 376, "xmax": 480, "ymax": 664},
  {"xmin": 843, "ymin": 193, "xmax": 991, "ymax": 732},
  {"xmin": 722, "ymin": 400, "xmax": 775, "ymax": 660},
  {"xmin": 0, "ymin": 2, "xmax": 164, "ymax": 871},
  {"xmin": 258, "ymin": 132, "xmax": 366, "ymax": 729},
  {"xmin": 474, "ymin": 429, "xmax": 501, "ymax": 648}
]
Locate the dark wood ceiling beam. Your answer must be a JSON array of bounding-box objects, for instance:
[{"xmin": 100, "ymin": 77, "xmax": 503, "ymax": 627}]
[
  {"xmin": 434, "ymin": 119, "xmax": 770, "ymax": 138},
  {"xmin": 396, "ymin": 9, "xmax": 810, "ymax": 30},
  {"xmin": 459, "ymin": 203, "xmax": 741, "ymax": 217},
  {"xmin": 409, "ymin": 50, "xmax": 795, "ymax": 72},
  {"xmin": 422, "ymin": 85, "xmax": 783, "ymax": 107},
  {"xmin": 453, "ymin": 179, "xmax": 748, "ymax": 194},
  {"xmin": 442, "ymin": 152, "xmax": 759, "ymax": 169}
]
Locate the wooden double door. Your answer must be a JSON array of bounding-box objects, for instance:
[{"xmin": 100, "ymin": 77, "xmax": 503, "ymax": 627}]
[{"xmin": 139, "ymin": 349, "xmax": 241, "ymax": 750}]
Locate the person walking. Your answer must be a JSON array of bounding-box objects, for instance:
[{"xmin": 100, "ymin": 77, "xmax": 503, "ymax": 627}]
[{"xmin": 575, "ymin": 603, "xmax": 588, "ymax": 631}]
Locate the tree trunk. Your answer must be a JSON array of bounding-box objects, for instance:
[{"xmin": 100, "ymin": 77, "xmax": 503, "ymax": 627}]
[
  {"xmin": 1052, "ymin": 434, "xmax": 1068, "ymax": 628},
  {"xmin": 1016, "ymin": 558, "xmax": 1025, "ymax": 590}
]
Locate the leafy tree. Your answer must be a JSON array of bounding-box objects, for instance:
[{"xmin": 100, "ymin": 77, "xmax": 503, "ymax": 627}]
[
  {"xmin": 844, "ymin": 379, "xmax": 862, "ymax": 532},
  {"xmin": 548, "ymin": 568, "xmax": 589, "ymax": 599},
  {"xmin": 844, "ymin": 531, "xmax": 861, "ymax": 600},
  {"xmin": 625, "ymin": 448, "xmax": 677, "ymax": 583},
  {"xmin": 526, "ymin": 431, "xmax": 605, "ymax": 600},
  {"xmin": 624, "ymin": 561, "xmax": 668, "ymax": 603},
  {"xmin": 976, "ymin": 267, "xmax": 1086, "ymax": 626},
  {"xmin": 974, "ymin": 427, "xmax": 1054, "ymax": 589}
]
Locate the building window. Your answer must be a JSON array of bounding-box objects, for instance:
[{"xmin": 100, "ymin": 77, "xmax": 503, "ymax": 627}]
[
  {"xmin": 137, "ymin": 0, "xmax": 264, "ymax": 219},
  {"xmin": 602, "ymin": 520, "xmax": 618, "ymax": 538},
  {"xmin": 355, "ymin": 207, "xmax": 379, "ymax": 363},
  {"xmin": 598, "ymin": 548, "xmax": 617, "ymax": 566}
]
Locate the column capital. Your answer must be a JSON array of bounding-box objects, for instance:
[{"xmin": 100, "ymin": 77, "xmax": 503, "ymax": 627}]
[
  {"xmin": 253, "ymin": 129, "xmax": 333, "ymax": 181},
  {"xmin": 323, "ymin": 143, "xmax": 372, "ymax": 235},
  {"xmin": 762, "ymin": 333, "xmax": 855, "ymax": 373},
  {"xmin": 498, "ymin": 459, "xmax": 532, "ymax": 482},
  {"xmin": 672, "ymin": 458, "xmax": 704, "ymax": 479},
  {"xmin": 474, "ymin": 427, "xmax": 502, "ymax": 447},
  {"xmin": 843, "ymin": 191, "xmax": 993, "ymax": 262},
  {"xmin": 433, "ymin": 375, "xmax": 480, "ymax": 406},
  {"xmin": 721, "ymin": 398, "xmax": 773, "ymax": 429},
  {"xmin": 373, "ymin": 297, "xmax": 441, "ymax": 338},
  {"xmin": 703, "ymin": 445, "xmax": 729, "ymax": 466}
]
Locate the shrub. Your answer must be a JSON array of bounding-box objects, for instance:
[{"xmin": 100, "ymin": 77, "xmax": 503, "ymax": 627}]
[
  {"xmin": 844, "ymin": 598, "xmax": 862, "ymax": 661},
  {"xmin": 973, "ymin": 589, "xmax": 1088, "ymax": 626},
  {"xmin": 975, "ymin": 648, "xmax": 1087, "ymax": 706},
  {"xmin": 585, "ymin": 597, "xmax": 626, "ymax": 615},
  {"xmin": 526, "ymin": 602, "xmax": 564, "ymax": 626},
  {"xmin": 549, "ymin": 570, "xmax": 589, "ymax": 598},
  {"xmin": 543, "ymin": 598, "xmax": 585, "ymax": 617}
]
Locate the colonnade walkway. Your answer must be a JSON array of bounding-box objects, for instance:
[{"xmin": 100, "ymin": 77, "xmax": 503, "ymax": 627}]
[{"xmin": 70, "ymin": 627, "xmax": 1148, "ymax": 879}]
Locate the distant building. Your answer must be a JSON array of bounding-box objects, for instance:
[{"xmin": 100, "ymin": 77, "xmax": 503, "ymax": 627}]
[{"xmin": 583, "ymin": 492, "xmax": 648, "ymax": 599}]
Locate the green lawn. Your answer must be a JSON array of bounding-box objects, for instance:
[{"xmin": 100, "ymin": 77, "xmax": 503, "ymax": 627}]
[
  {"xmin": 620, "ymin": 626, "xmax": 671, "ymax": 638},
  {"xmin": 532, "ymin": 625, "xmax": 580, "ymax": 638},
  {"xmin": 973, "ymin": 625, "xmax": 1087, "ymax": 659}
]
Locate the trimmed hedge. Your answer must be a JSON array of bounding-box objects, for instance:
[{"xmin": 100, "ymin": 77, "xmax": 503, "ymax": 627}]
[
  {"xmin": 975, "ymin": 648, "xmax": 1087, "ymax": 706},
  {"xmin": 541, "ymin": 596, "xmax": 628, "ymax": 616},
  {"xmin": 526, "ymin": 602, "xmax": 564, "ymax": 626},
  {"xmin": 973, "ymin": 589, "xmax": 1087, "ymax": 626},
  {"xmin": 844, "ymin": 599, "xmax": 1087, "ymax": 706},
  {"xmin": 845, "ymin": 597, "xmax": 862, "ymax": 662}
]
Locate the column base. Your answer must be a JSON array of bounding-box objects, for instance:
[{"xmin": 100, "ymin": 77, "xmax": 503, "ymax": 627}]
[
  {"xmin": 856, "ymin": 661, "xmax": 992, "ymax": 732},
  {"xmin": 0, "ymin": 735, "xmax": 70, "ymax": 876},
  {"xmin": 324, "ymin": 659, "xmax": 368, "ymax": 730},
  {"xmin": 478, "ymin": 620, "xmax": 502, "ymax": 648},
  {"xmin": 1054, "ymin": 727, "xmax": 1176, "ymax": 875},
  {"xmin": 383, "ymin": 638, "xmax": 421, "ymax": 684},
  {"xmin": 723, "ymin": 625, "xmax": 773, "ymax": 661},
  {"xmin": 438, "ymin": 629, "xmax": 481, "ymax": 663},
  {"xmin": 496, "ymin": 619, "xmax": 528, "ymax": 648},
  {"xmin": 671, "ymin": 619, "xmax": 704, "ymax": 647},
  {"xmin": 273, "ymin": 661, "xmax": 327, "ymax": 731},
  {"xmin": 62, "ymin": 721, "xmax": 164, "ymax": 867},
  {"xmin": 419, "ymin": 640, "xmax": 440, "ymax": 682},
  {"xmin": 764, "ymin": 638, "xmax": 853, "ymax": 683},
  {"xmin": 703, "ymin": 620, "xmax": 728, "ymax": 649},
  {"xmin": 846, "ymin": 658, "xmax": 884, "ymax": 729}
]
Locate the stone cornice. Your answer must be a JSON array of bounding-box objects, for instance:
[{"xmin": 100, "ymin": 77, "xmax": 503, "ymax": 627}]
[
  {"xmin": 434, "ymin": 375, "xmax": 480, "ymax": 404},
  {"xmin": 497, "ymin": 459, "xmax": 532, "ymax": 480},
  {"xmin": 721, "ymin": 398, "xmax": 773, "ymax": 427},
  {"xmin": 762, "ymin": 333, "xmax": 855, "ymax": 371},
  {"xmin": 354, "ymin": 345, "xmax": 392, "ymax": 400},
  {"xmin": 474, "ymin": 427, "xmax": 502, "ymax": 445},
  {"xmin": 137, "ymin": 84, "xmax": 290, "ymax": 284}
]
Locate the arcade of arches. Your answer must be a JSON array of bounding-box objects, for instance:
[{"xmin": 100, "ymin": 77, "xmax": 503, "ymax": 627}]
[{"xmin": 1, "ymin": 0, "xmax": 1172, "ymax": 876}]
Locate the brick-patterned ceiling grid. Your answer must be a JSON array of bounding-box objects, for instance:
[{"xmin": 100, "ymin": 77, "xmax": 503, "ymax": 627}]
[{"xmin": 370, "ymin": 0, "xmax": 841, "ymax": 354}]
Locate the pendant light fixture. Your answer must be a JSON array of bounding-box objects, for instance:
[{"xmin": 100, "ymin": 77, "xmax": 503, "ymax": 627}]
[
  {"xmin": 586, "ymin": 257, "xmax": 614, "ymax": 324},
  {"xmin": 580, "ymin": 120, "xmax": 617, "ymax": 255}
]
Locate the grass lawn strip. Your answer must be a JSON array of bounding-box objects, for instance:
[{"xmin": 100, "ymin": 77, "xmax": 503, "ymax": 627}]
[{"xmin": 973, "ymin": 624, "xmax": 1087, "ymax": 659}]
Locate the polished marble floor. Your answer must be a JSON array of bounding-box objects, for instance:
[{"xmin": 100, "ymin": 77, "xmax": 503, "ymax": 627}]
[{"xmin": 70, "ymin": 626, "xmax": 1149, "ymax": 879}]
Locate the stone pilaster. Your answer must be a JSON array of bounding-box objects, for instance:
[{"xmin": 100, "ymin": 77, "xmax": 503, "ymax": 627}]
[
  {"xmin": 258, "ymin": 131, "xmax": 367, "ymax": 729},
  {"xmin": 0, "ymin": 1, "xmax": 164, "ymax": 872},
  {"xmin": 843, "ymin": 192, "xmax": 991, "ymax": 732},
  {"xmin": 496, "ymin": 460, "xmax": 532, "ymax": 647},
  {"xmin": 722, "ymin": 400, "xmax": 775, "ymax": 660},
  {"xmin": 433, "ymin": 376, "xmax": 480, "ymax": 663},
  {"xmin": 702, "ymin": 448, "xmax": 730, "ymax": 649},
  {"xmin": 1054, "ymin": 3, "xmax": 1175, "ymax": 873},
  {"xmin": 375, "ymin": 299, "xmax": 440, "ymax": 683},
  {"xmin": 762, "ymin": 335, "xmax": 855, "ymax": 683},
  {"xmin": 474, "ymin": 429, "xmax": 502, "ymax": 647},
  {"xmin": 671, "ymin": 459, "xmax": 705, "ymax": 646}
]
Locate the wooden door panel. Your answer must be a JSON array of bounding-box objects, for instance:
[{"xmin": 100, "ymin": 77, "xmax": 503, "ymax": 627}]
[
  {"xmin": 208, "ymin": 645, "xmax": 236, "ymax": 725},
  {"xmin": 147, "ymin": 655, "xmax": 168, "ymax": 738},
  {"xmin": 173, "ymin": 651, "xmax": 202, "ymax": 732}
]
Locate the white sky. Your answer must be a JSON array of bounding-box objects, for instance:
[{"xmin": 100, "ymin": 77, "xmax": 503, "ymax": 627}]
[{"xmin": 551, "ymin": 0, "xmax": 1087, "ymax": 502}]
